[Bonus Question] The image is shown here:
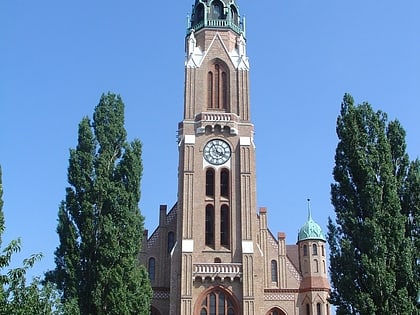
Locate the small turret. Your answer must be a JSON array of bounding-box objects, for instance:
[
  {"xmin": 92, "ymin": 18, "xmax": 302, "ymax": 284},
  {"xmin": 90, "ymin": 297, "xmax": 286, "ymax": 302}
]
[
  {"xmin": 297, "ymin": 200, "xmax": 330, "ymax": 315},
  {"xmin": 188, "ymin": 0, "xmax": 245, "ymax": 36}
]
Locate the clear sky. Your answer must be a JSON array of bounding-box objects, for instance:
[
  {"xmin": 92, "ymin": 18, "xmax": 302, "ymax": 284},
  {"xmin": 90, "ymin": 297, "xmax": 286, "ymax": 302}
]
[{"xmin": 1, "ymin": 0, "xmax": 419, "ymax": 282}]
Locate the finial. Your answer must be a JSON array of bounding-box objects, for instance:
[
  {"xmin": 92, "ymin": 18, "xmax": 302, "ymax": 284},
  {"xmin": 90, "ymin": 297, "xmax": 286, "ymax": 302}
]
[
  {"xmin": 187, "ymin": 14, "xmax": 191, "ymax": 30},
  {"xmin": 307, "ymin": 198, "xmax": 312, "ymax": 221}
]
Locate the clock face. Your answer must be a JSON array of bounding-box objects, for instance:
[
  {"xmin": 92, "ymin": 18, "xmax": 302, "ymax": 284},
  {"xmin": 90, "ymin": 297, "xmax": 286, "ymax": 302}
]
[{"xmin": 203, "ymin": 139, "xmax": 231, "ymax": 165}]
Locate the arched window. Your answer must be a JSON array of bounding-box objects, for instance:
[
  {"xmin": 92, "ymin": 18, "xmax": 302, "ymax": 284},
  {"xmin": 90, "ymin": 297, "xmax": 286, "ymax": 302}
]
[
  {"xmin": 211, "ymin": 1, "xmax": 224, "ymax": 19},
  {"xmin": 271, "ymin": 260, "xmax": 278, "ymax": 282},
  {"xmin": 194, "ymin": 4, "xmax": 205, "ymax": 25},
  {"xmin": 207, "ymin": 71, "xmax": 213, "ymax": 109},
  {"xmin": 207, "ymin": 62, "xmax": 228, "ymax": 110},
  {"xmin": 206, "ymin": 169, "xmax": 215, "ymax": 197},
  {"xmin": 222, "ymin": 72, "xmax": 227, "ymax": 109},
  {"xmin": 198, "ymin": 288, "xmax": 237, "ymax": 315},
  {"xmin": 312, "ymin": 244, "xmax": 318, "ymax": 255},
  {"xmin": 168, "ymin": 231, "xmax": 175, "ymax": 253},
  {"xmin": 220, "ymin": 205, "xmax": 230, "ymax": 247},
  {"xmin": 306, "ymin": 304, "xmax": 310, "ymax": 315},
  {"xmin": 148, "ymin": 257, "xmax": 156, "ymax": 281},
  {"xmin": 220, "ymin": 169, "xmax": 229, "ymax": 197},
  {"xmin": 230, "ymin": 5, "xmax": 239, "ymax": 25},
  {"xmin": 322, "ymin": 245, "xmax": 325, "ymax": 256},
  {"xmin": 317, "ymin": 303, "xmax": 322, "ymax": 315},
  {"xmin": 314, "ymin": 259, "xmax": 319, "ymax": 273},
  {"xmin": 205, "ymin": 205, "xmax": 215, "ymax": 247},
  {"xmin": 215, "ymin": 64, "xmax": 220, "ymax": 108},
  {"xmin": 303, "ymin": 244, "xmax": 308, "ymax": 256}
]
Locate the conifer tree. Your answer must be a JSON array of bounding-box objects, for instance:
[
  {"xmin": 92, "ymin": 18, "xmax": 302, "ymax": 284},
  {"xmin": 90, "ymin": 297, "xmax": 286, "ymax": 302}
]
[
  {"xmin": 402, "ymin": 159, "xmax": 420, "ymax": 306},
  {"xmin": 328, "ymin": 94, "xmax": 418, "ymax": 314},
  {"xmin": 48, "ymin": 93, "xmax": 152, "ymax": 314}
]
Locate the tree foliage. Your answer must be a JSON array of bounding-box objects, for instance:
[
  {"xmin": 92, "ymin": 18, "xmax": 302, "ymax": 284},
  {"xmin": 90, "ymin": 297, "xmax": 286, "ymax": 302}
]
[
  {"xmin": 0, "ymin": 166, "xmax": 62, "ymax": 314},
  {"xmin": 328, "ymin": 94, "xmax": 419, "ymax": 314},
  {"xmin": 47, "ymin": 93, "xmax": 152, "ymax": 314}
]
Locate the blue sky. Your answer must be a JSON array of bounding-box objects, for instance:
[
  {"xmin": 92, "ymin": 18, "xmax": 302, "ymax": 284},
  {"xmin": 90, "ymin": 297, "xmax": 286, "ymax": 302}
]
[{"xmin": 1, "ymin": 1, "xmax": 419, "ymax": 281}]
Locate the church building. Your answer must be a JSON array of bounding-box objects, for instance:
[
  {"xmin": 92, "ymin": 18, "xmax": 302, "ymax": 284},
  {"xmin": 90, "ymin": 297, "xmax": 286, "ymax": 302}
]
[{"xmin": 139, "ymin": 1, "xmax": 331, "ymax": 314}]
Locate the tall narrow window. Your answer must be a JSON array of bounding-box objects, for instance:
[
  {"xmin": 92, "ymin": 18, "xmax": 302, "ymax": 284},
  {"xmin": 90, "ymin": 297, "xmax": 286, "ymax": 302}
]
[
  {"xmin": 314, "ymin": 259, "xmax": 319, "ymax": 273},
  {"xmin": 210, "ymin": 293, "xmax": 216, "ymax": 314},
  {"xmin": 220, "ymin": 169, "xmax": 229, "ymax": 197},
  {"xmin": 303, "ymin": 244, "xmax": 308, "ymax": 256},
  {"xmin": 211, "ymin": 1, "xmax": 223, "ymax": 19},
  {"xmin": 148, "ymin": 257, "xmax": 156, "ymax": 281},
  {"xmin": 194, "ymin": 4, "xmax": 204, "ymax": 25},
  {"xmin": 168, "ymin": 231, "xmax": 175, "ymax": 253},
  {"xmin": 317, "ymin": 303, "xmax": 322, "ymax": 315},
  {"xmin": 206, "ymin": 169, "xmax": 215, "ymax": 197},
  {"xmin": 312, "ymin": 244, "xmax": 318, "ymax": 255},
  {"xmin": 220, "ymin": 205, "xmax": 230, "ymax": 247},
  {"xmin": 306, "ymin": 304, "xmax": 310, "ymax": 315},
  {"xmin": 207, "ymin": 72, "xmax": 213, "ymax": 109},
  {"xmin": 218, "ymin": 293, "xmax": 225, "ymax": 314},
  {"xmin": 271, "ymin": 260, "xmax": 278, "ymax": 282},
  {"xmin": 222, "ymin": 72, "xmax": 227, "ymax": 109},
  {"xmin": 205, "ymin": 205, "xmax": 215, "ymax": 247},
  {"xmin": 215, "ymin": 64, "xmax": 220, "ymax": 108},
  {"xmin": 230, "ymin": 5, "xmax": 239, "ymax": 25}
]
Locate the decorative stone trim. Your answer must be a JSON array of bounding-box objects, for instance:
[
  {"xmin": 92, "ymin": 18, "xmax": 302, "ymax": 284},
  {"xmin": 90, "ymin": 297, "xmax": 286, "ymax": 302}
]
[
  {"xmin": 286, "ymin": 260, "xmax": 302, "ymax": 282},
  {"xmin": 264, "ymin": 293, "xmax": 296, "ymax": 301},
  {"xmin": 153, "ymin": 290, "xmax": 170, "ymax": 300}
]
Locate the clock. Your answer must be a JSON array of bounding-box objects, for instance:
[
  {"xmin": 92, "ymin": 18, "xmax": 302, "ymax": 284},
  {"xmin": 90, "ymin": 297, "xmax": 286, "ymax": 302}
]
[{"xmin": 203, "ymin": 139, "xmax": 231, "ymax": 165}]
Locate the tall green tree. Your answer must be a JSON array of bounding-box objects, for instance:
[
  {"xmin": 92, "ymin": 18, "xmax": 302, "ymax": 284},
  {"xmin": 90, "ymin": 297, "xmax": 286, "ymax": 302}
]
[
  {"xmin": 328, "ymin": 94, "xmax": 418, "ymax": 314},
  {"xmin": 48, "ymin": 93, "xmax": 152, "ymax": 314},
  {"xmin": 387, "ymin": 120, "xmax": 420, "ymax": 306},
  {"xmin": 402, "ymin": 159, "xmax": 420, "ymax": 305},
  {"xmin": 0, "ymin": 166, "xmax": 62, "ymax": 314}
]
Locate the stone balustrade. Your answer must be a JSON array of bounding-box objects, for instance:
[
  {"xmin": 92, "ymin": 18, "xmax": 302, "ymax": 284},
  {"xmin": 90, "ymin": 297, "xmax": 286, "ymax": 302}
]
[
  {"xmin": 193, "ymin": 263, "xmax": 242, "ymax": 282},
  {"xmin": 195, "ymin": 112, "xmax": 239, "ymax": 123}
]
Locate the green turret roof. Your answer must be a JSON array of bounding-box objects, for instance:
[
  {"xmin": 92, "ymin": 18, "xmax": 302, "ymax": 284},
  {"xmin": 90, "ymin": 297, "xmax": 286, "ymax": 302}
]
[
  {"xmin": 298, "ymin": 200, "xmax": 326, "ymax": 242},
  {"xmin": 188, "ymin": 0, "xmax": 245, "ymax": 36}
]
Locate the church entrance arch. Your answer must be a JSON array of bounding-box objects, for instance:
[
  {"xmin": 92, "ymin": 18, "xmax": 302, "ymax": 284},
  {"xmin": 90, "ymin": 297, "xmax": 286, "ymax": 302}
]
[
  {"xmin": 267, "ymin": 307, "xmax": 286, "ymax": 315},
  {"xmin": 194, "ymin": 286, "xmax": 240, "ymax": 315}
]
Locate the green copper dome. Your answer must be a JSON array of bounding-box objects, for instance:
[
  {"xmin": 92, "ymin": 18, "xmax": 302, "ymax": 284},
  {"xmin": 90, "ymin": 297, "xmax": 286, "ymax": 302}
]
[{"xmin": 298, "ymin": 201, "xmax": 326, "ymax": 242}]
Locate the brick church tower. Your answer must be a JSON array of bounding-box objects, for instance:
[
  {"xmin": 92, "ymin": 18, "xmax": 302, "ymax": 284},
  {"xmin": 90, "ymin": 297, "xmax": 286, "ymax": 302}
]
[{"xmin": 139, "ymin": 1, "xmax": 331, "ymax": 314}]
